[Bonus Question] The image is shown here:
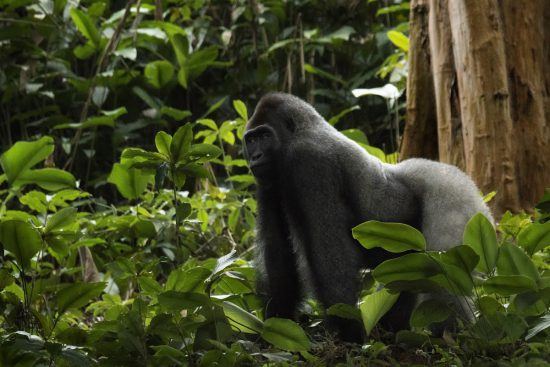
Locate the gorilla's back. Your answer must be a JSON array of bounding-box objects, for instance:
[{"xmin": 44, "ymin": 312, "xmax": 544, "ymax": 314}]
[{"xmin": 394, "ymin": 158, "xmax": 493, "ymax": 250}]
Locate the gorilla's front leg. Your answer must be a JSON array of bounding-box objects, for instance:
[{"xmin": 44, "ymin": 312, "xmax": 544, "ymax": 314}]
[
  {"xmin": 255, "ymin": 188, "xmax": 302, "ymax": 319},
  {"xmin": 285, "ymin": 154, "xmax": 367, "ymax": 342}
]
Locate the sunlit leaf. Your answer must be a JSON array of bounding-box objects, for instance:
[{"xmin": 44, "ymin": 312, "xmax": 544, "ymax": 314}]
[
  {"xmin": 353, "ymin": 221, "xmax": 426, "ymax": 253},
  {"xmin": 0, "ymin": 136, "xmax": 54, "ymax": 185},
  {"xmin": 107, "ymin": 163, "xmax": 152, "ymax": 200},
  {"xmin": 387, "ymin": 30, "xmax": 409, "ymax": 52},
  {"xmin": 222, "ymin": 301, "xmax": 264, "ymax": 334},
  {"xmin": 70, "ymin": 8, "xmax": 101, "ymax": 48},
  {"xmin": 155, "ymin": 131, "xmax": 172, "ymax": 157},
  {"xmin": 360, "ymin": 288, "xmax": 399, "ymax": 335},
  {"xmin": 17, "ymin": 168, "xmax": 76, "ymax": 191}
]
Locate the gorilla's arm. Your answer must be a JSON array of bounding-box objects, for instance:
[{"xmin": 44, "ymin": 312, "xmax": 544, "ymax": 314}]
[
  {"xmin": 255, "ymin": 187, "xmax": 302, "ymax": 319},
  {"xmin": 283, "ymin": 142, "xmax": 368, "ymax": 340}
]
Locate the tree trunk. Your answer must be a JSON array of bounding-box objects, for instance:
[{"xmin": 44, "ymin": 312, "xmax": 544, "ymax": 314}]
[
  {"xmin": 401, "ymin": 0, "xmax": 550, "ymax": 216},
  {"xmin": 400, "ymin": 0, "xmax": 438, "ymax": 160},
  {"xmin": 428, "ymin": 0, "xmax": 465, "ymax": 169}
]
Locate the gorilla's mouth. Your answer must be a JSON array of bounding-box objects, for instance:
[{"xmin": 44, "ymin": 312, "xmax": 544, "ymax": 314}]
[{"xmin": 249, "ymin": 161, "xmax": 270, "ymax": 169}]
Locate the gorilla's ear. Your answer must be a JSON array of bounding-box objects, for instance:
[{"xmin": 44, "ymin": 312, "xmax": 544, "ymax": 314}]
[{"xmin": 283, "ymin": 117, "xmax": 296, "ymax": 132}]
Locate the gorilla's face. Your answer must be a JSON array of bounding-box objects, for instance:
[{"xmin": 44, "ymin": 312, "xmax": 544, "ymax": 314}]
[{"xmin": 244, "ymin": 124, "xmax": 281, "ymax": 179}]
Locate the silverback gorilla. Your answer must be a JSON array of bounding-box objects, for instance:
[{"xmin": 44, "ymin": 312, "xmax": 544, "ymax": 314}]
[{"xmin": 243, "ymin": 93, "xmax": 492, "ymax": 341}]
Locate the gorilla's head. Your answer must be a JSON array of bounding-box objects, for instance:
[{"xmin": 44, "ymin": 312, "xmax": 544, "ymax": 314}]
[{"xmin": 243, "ymin": 93, "xmax": 323, "ymax": 179}]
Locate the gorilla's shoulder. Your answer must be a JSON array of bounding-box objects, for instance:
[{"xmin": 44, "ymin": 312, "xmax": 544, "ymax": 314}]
[{"xmin": 394, "ymin": 158, "xmax": 479, "ymax": 195}]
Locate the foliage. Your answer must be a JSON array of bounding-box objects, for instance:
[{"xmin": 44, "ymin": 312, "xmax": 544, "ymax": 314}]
[{"xmin": 0, "ymin": 1, "xmax": 548, "ymax": 366}]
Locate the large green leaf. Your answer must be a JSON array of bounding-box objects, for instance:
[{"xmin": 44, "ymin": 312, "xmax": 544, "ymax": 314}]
[
  {"xmin": 517, "ymin": 222, "xmax": 550, "ymax": 255},
  {"xmin": 0, "ymin": 136, "xmax": 54, "ymax": 185},
  {"xmin": 430, "ymin": 261, "xmax": 475, "ymax": 296},
  {"xmin": 496, "ymin": 243, "xmax": 540, "ymax": 282},
  {"xmin": 352, "ymin": 221, "xmax": 426, "ymax": 253},
  {"xmin": 438, "ymin": 245, "xmax": 480, "ymax": 273},
  {"xmin": 222, "ymin": 301, "xmax": 264, "ymax": 334},
  {"xmin": 387, "ymin": 30, "xmax": 409, "ymax": 52},
  {"xmin": 0, "ymin": 220, "xmax": 42, "ymax": 269},
  {"xmin": 463, "ymin": 213, "xmax": 498, "ymax": 274},
  {"xmin": 107, "ymin": 163, "xmax": 152, "ymax": 200},
  {"xmin": 56, "ymin": 282, "xmax": 105, "ymax": 315},
  {"xmin": 186, "ymin": 144, "xmax": 223, "ymax": 163},
  {"xmin": 261, "ymin": 318, "xmax": 311, "ymax": 352},
  {"xmin": 155, "ymin": 131, "xmax": 172, "ymax": 157},
  {"xmin": 359, "ymin": 288, "xmax": 399, "ymax": 335},
  {"xmin": 170, "ymin": 124, "xmax": 193, "ymax": 163},
  {"xmin": 17, "ymin": 168, "xmax": 76, "ymax": 191},
  {"xmin": 145, "ymin": 60, "xmax": 175, "ymax": 88},
  {"xmin": 44, "ymin": 207, "xmax": 77, "ymax": 233},
  {"xmin": 373, "ymin": 253, "xmax": 441, "ymax": 284},
  {"xmin": 409, "ymin": 299, "xmax": 452, "ymax": 328},
  {"xmin": 70, "ymin": 8, "xmax": 101, "ymax": 48},
  {"xmin": 232, "ymin": 100, "xmax": 248, "ymax": 120},
  {"xmin": 483, "ymin": 275, "xmax": 537, "ymax": 296}
]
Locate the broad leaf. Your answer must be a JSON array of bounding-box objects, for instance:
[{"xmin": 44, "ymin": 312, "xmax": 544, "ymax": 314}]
[
  {"xmin": 387, "ymin": 30, "xmax": 409, "ymax": 52},
  {"xmin": 233, "ymin": 100, "xmax": 248, "ymax": 120},
  {"xmin": 373, "ymin": 253, "xmax": 441, "ymax": 284},
  {"xmin": 261, "ymin": 318, "xmax": 311, "ymax": 352},
  {"xmin": 497, "ymin": 243, "xmax": 540, "ymax": 282},
  {"xmin": 352, "ymin": 221, "xmax": 426, "ymax": 253},
  {"xmin": 222, "ymin": 301, "xmax": 264, "ymax": 334},
  {"xmin": 56, "ymin": 282, "xmax": 105, "ymax": 315},
  {"xmin": 155, "ymin": 131, "xmax": 172, "ymax": 157},
  {"xmin": 170, "ymin": 124, "xmax": 193, "ymax": 163},
  {"xmin": 517, "ymin": 222, "xmax": 550, "ymax": 255},
  {"xmin": 70, "ymin": 8, "xmax": 101, "ymax": 48},
  {"xmin": 0, "ymin": 220, "xmax": 42, "ymax": 269},
  {"xmin": 107, "ymin": 163, "xmax": 152, "ymax": 200},
  {"xmin": 45, "ymin": 207, "xmax": 77, "ymax": 233},
  {"xmin": 17, "ymin": 168, "xmax": 76, "ymax": 191},
  {"xmin": 0, "ymin": 136, "xmax": 54, "ymax": 185},
  {"xmin": 463, "ymin": 213, "xmax": 498, "ymax": 274},
  {"xmin": 145, "ymin": 60, "xmax": 175, "ymax": 88},
  {"xmin": 187, "ymin": 144, "xmax": 223, "ymax": 162},
  {"xmin": 483, "ymin": 275, "xmax": 537, "ymax": 296},
  {"xmin": 360, "ymin": 288, "xmax": 399, "ymax": 335},
  {"xmin": 438, "ymin": 245, "xmax": 480, "ymax": 273}
]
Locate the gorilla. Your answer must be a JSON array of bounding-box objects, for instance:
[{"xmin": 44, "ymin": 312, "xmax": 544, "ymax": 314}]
[{"xmin": 243, "ymin": 93, "xmax": 492, "ymax": 341}]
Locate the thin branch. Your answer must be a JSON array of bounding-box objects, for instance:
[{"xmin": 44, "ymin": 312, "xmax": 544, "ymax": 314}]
[{"xmin": 65, "ymin": 0, "xmax": 136, "ymax": 171}]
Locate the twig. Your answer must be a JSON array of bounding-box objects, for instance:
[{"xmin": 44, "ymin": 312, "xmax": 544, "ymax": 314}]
[{"xmin": 65, "ymin": 0, "xmax": 136, "ymax": 171}]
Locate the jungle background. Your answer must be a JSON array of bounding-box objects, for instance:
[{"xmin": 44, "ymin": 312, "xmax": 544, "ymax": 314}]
[{"xmin": 0, "ymin": 0, "xmax": 549, "ymax": 366}]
